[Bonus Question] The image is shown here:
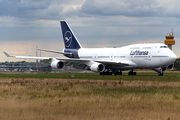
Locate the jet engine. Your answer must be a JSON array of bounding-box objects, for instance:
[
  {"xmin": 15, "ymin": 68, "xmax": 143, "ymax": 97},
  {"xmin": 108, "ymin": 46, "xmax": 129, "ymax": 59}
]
[
  {"xmin": 50, "ymin": 60, "xmax": 64, "ymax": 69},
  {"xmin": 167, "ymin": 63, "xmax": 174, "ymax": 70},
  {"xmin": 90, "ymin": 63, "xmax": 105, "ymax": 72}
]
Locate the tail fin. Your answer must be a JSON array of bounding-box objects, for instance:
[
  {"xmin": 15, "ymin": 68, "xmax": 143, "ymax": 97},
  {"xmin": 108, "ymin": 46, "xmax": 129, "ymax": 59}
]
[{"xmin": 60, "ymin": 21, "xmax": 82, "ymax": 49}]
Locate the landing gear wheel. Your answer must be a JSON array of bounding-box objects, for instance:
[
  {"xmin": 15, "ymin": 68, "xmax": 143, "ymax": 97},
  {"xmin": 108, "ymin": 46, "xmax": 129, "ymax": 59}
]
[
  {"xmin": 120, "ymin": 72, "xmax": 122, "ymax": 75},
  {"xmin": 133, "ymin": 72, "xmax": 136, "ymax": 76},
  {"xmin": 114, "ymin": 72, "xmax": 122, "ymax": 75},
  {"xmin": 100, "ymin": 72, "xmax": 113, "ymax": 75},
  {"xmin": 128, "ymin": 72, "xmax": 131, "ymax": 76},
  {"xmin": 128, "ymin": 71, "xmax": 136, "ymax": 76},
  {"xmin": 158, "ymin": 72, "xmax": 164, "ymax": 76},
  {"xmin": 100, "ymin": 72, "xmax": 103, "ymax": 75}
]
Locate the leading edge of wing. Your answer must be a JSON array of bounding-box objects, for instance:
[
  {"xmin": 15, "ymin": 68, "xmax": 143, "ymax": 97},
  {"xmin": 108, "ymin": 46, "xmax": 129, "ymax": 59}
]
[
  {"xmin": 15, "ymin": 56, "xmax": 50, "ymax": 60},
  {"xmin": 57, "ymin": 58, "xmax": 136, "ymax": 66}
]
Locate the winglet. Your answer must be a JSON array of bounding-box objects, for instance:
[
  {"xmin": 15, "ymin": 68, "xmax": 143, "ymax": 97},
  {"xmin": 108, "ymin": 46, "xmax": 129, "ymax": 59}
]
[{"xmin": 3, "ymin": 52, "xmax": 14, "ymax": 57}]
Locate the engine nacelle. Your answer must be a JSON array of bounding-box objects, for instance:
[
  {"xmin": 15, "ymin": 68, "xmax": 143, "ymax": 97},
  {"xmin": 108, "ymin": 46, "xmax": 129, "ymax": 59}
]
[
  {"xmin": 90, "ymin": 63, "xmax": 105, "ymax": 72},
  {"xmin": 50, "ymin": 60, "xmax": 64, "ymax": 69},
  {"xmin": 167, "ymin": 63, "xmax": 174, "ymax": 70}
]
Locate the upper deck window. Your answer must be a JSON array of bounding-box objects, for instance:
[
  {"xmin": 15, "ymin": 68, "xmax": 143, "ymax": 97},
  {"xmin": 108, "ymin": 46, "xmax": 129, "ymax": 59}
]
[{"xmin": 160, "ymin": 46, "xmax": 168, "ymax": 48}]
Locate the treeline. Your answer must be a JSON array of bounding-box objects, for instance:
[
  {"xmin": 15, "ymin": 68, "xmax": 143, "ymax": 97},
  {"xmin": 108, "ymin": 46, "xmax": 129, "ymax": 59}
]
[{"xmin": 174, "ymin": 58, "xmax": 180, "ymax": 71}]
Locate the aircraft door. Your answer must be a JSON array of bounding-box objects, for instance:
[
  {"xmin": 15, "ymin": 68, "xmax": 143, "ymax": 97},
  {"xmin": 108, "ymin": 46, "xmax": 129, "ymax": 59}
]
[
  {"xmin": 144, "ymin": 51, "xmax": 151, "ymax": 61},
  {"xmin": 148, "ymin": 52, "xmax": 151, "ymax": 60},
  {"xmin": 94, "ymin": 54, "xmax": 97, "ymax": 60},
  {"xmin": 111, "ymin": 53, "xmax": 113, "ymax": 61}
]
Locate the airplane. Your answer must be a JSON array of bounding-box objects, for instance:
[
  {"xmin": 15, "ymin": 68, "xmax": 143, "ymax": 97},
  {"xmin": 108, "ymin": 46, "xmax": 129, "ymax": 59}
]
[{"xmin": 4, "ymin": 21, "xmax": 177, "ymax": 76}]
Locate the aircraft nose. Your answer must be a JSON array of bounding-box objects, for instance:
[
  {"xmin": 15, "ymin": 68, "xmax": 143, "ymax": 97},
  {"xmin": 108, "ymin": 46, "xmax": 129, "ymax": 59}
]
[{"xmin": 169, "ymin": 51, "xmax": 177, "ymax": 63}]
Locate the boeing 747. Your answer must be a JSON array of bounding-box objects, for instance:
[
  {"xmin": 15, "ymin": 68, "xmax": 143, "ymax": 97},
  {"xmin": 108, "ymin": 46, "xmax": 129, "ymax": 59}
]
[{"xmin": 4, "ymin": 21, "xmax": 177, "ymax": 76}]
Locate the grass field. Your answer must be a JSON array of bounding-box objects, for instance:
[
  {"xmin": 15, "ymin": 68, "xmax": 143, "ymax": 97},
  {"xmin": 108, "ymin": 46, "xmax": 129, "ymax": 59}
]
[{"xmin": 0, "ymin": 71, "xmax": 180, "ymax": 120}]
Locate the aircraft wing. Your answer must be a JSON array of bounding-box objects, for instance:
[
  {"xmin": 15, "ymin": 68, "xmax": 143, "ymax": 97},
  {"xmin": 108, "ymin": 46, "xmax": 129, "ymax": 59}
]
[
  {"xmin": 3, "ymin": 51, "xmax": 89, "ymax": 62},
  {"xmin": 36, "ymin": 49, "xmax": 72, "ymax": 55},
  {"xmin": 56, "ymin": 58, "xmax": 135, "ymax": 66},
  {"xmin": 3, "ymin": 51, "xmax": 50, "ymax": 60},
  {"xmin": 95, "ymin": 60, "xmax": 137, "ymax": 66},
  {"xmin": 55, "ymin": 59, "xmax": 136, "ymax": 67},
  {"xmin": 3, "ymin": 52, "xmax": 136, "ymax": 68}
]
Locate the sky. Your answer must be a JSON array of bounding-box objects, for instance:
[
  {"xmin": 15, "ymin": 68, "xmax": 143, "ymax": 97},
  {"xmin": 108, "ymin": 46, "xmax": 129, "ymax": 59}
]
[{"xmin": 0, "ymin": 0, "xmax": 180, "ymax": 62}]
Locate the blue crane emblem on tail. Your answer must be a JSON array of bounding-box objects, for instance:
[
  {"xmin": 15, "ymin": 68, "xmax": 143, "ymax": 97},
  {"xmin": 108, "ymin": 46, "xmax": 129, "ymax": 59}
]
[{"xmin": 64, "ymin": 31, "xmax": 72, "ymax": 47}]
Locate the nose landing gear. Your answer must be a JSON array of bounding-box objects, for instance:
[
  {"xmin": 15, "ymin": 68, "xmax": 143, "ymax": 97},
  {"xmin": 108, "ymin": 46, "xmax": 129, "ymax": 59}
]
[{"xmin": 158, "ymin": 72, "xmax": 164, "ymax": 76}]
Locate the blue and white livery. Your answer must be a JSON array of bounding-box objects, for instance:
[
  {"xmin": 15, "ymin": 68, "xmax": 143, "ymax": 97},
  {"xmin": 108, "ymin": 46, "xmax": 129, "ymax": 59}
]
[{"xmin": 4, "ymin": 21, "xmax": 177, "ymax": 76}]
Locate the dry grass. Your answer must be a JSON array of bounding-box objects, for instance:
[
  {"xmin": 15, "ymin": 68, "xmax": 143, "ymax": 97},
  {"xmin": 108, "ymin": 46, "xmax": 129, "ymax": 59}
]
[{"xmin": 1, "ymin": 78, "xmax": 180, "ymax": 120}]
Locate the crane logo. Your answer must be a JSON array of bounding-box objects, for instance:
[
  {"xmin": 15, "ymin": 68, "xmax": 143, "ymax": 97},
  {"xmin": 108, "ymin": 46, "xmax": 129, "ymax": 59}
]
[{"xmin": 64, "ymin": 31, "xmax": 72, "ymax": 47}]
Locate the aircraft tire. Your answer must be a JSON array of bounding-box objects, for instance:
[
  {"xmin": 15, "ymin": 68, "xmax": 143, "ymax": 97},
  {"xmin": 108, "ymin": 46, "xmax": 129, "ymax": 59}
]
[
  {"xmin": 128, "ymin": 72, "xmax": 130, "ymax": 76},
  {"xmin": 114, "ymin": 72, "xmax": 122, "ymax": 75},
  {"xmin": 158, "ymin": 72, "xmax": 164, "ymax": 76},
  {"xmin": 100, "ymin": 72, "xmax": 104, "ymax": 75},
  {"xmin": 100, "ymin": 72, "xmax": 112, "ymax": 75},
  {"xmin": 128, "ymin": 72, "xmax": 136, "ymax": 76},
  {"xmin": 119, "ymin": 72, "xmax": 122, "ymax": 75},
  {"xmin": 128, "ymin": 72, "xmax": 132, "ymax": 76}
]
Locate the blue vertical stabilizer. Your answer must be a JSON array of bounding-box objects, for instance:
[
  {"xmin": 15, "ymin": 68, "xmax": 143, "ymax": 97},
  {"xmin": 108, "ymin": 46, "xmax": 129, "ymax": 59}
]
[{"xmin": 60, "ymin": 21, "xmax": 81, "ymax": 49}]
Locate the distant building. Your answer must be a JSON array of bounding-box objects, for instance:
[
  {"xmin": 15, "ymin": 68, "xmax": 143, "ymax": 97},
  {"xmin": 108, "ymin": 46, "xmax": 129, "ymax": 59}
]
[{"xmin": 0, "ymin": 61, "xmax": 78, "ymax": 72}]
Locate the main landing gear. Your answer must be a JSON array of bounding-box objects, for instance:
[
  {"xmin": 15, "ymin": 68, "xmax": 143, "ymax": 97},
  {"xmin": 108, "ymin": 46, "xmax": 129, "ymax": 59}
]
[
  {"xmin": 100, "ymin": 70, "xmax": 122, "ymax": 75},
  {"xmin": 99, "ymin": 69, "xmax": 137, "ymax": 76},
  {"xmin": 100, "ymin": 72, "xmax": 112, "ymax": 75},
  {"xmin": 128, "ymin": 69, "xmax": 136, "ymax": 76},
  {"xmin": 114, "ymin": 71, "xmax": 122, "ymax": 75}
]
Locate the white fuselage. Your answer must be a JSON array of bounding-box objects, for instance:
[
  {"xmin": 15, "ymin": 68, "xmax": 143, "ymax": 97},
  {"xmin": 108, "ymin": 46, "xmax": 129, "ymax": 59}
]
[{"xmin": 77, "ymin": 43, "xmax": 176, "ymax": 69}]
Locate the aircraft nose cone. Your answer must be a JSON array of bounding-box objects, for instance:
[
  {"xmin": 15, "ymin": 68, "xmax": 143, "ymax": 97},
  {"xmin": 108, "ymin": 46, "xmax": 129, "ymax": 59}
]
[{"xmin": 170, "ymin": 52, "xmax": 177, "ymax": 63}]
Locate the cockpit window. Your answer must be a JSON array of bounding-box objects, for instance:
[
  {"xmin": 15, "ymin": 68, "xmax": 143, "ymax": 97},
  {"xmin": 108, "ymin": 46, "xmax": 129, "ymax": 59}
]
[{"xmin": 160, "ymin": 46, "xmax": 168, "ymax": 48}]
